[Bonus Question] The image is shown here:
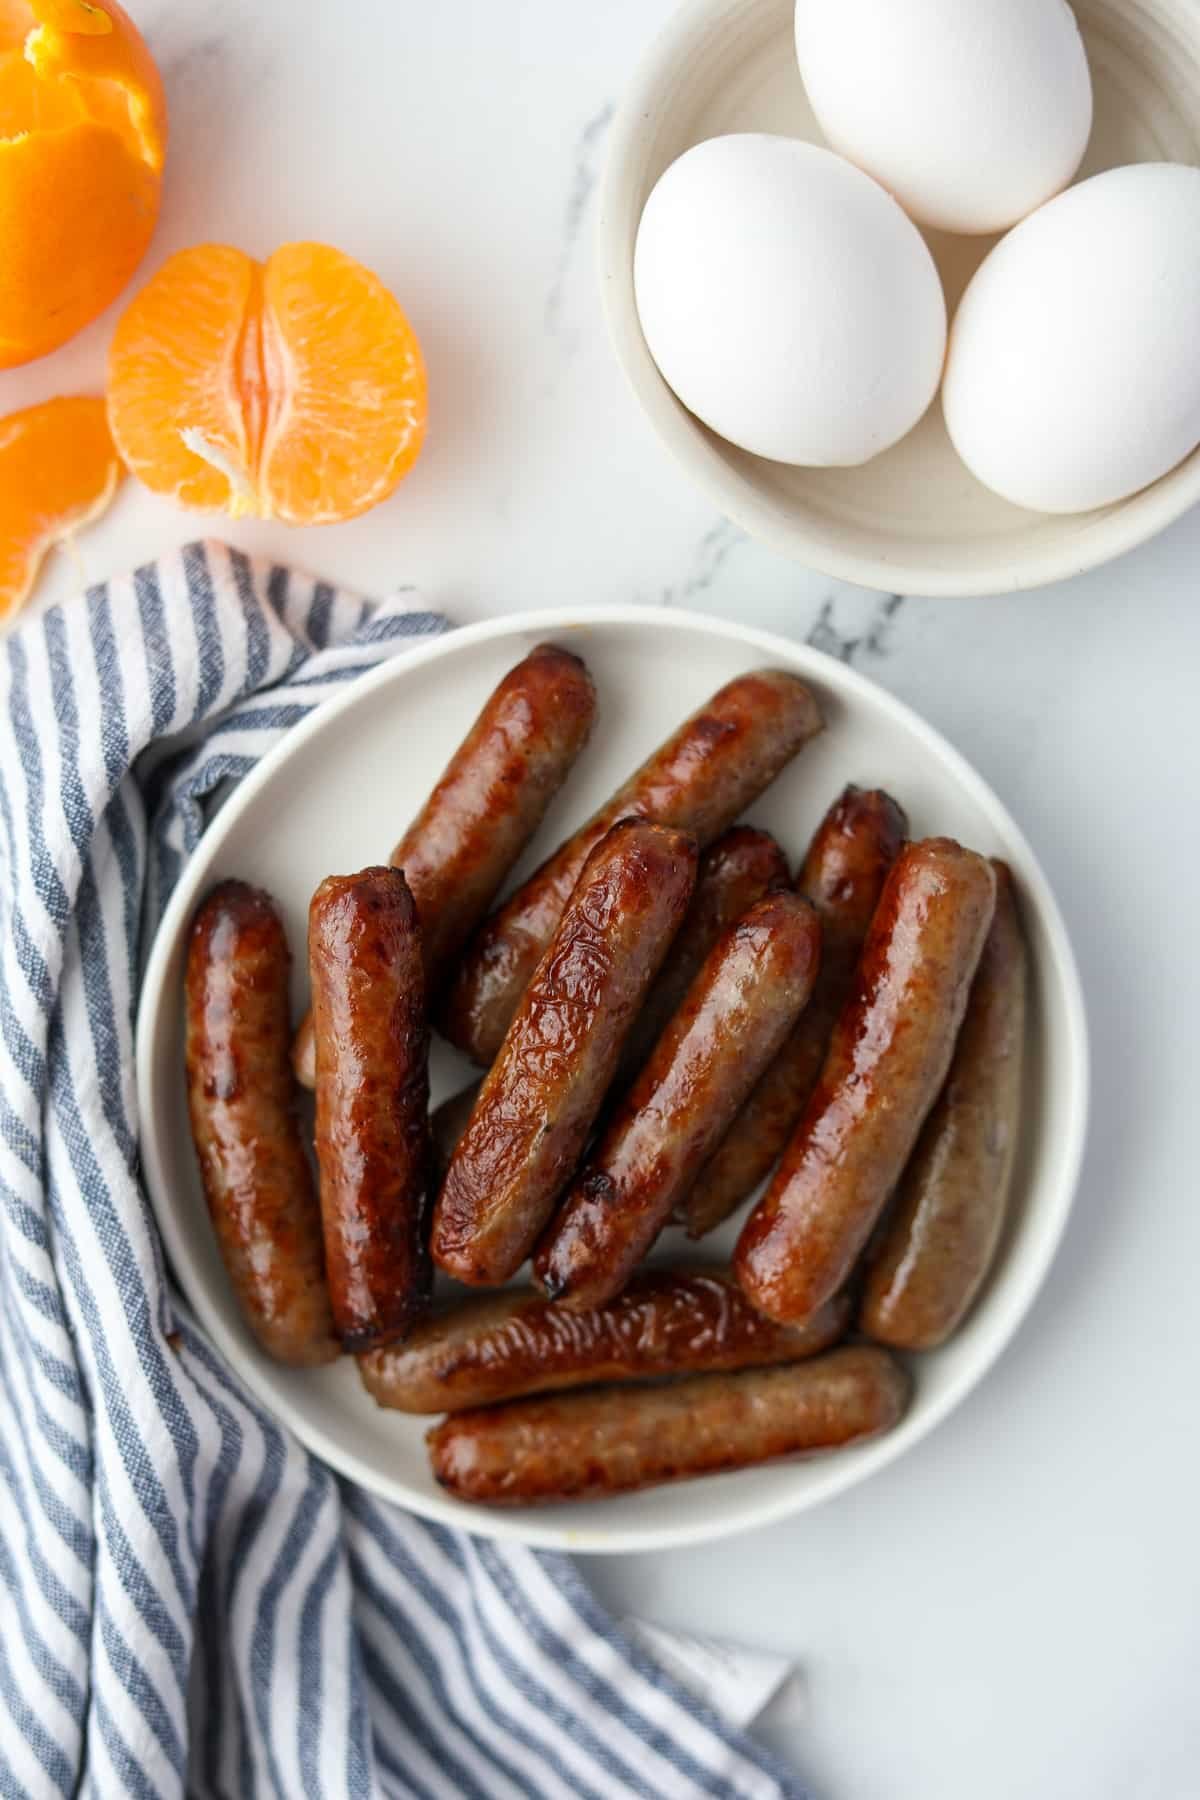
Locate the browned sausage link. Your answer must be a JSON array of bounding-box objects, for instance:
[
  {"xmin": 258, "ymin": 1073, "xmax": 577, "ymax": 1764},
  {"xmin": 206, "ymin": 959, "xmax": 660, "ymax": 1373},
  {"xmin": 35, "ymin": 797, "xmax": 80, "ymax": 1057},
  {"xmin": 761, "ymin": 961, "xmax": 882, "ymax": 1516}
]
[
  {"xmin": 429, "ymin": 1081, "xmax": 483, "ymax": 1186},
  {"xmin": 438, "ymin": 671, "xmax": 823, "ymax": 1066},
  {"xmin": 310, "ymin": 867, "xmax": 432, "ymax": 1351},
  {"xmin": 617, "ymin": 825, "xmax": 790, "ymax": 1083},
  {"xmin": 682, "ymin": 787, "xmax": 907, "ymax": 1237},
  {"xmin": 860, "ymin": 861, "xmax": 1027, "ymax": 1350},
  {"xmin": 535, "ymin": 892, "xmax": 823, "ymax": 1309},
  {"xmin": 390, "ymin": 644, "xmax": 598, "ymax": 969},
  {"xmin": 427, "ymin": 1345, "xmax": 910, "ymax": 1505},
  {"xmin": 431, "ymin": 820, "xmax": 698, "ymax": 1286},
  {"xmin": 359, "ymin": 1269, "xmax": 851, "ymax": 1413},
  {"xmin": 735, "ymin": 839, "xmax": 997, "ymax": 1326},
  {"xmin": 292, "ymin": 643, "xmax": 597, "ymax": 1087},
  {"xmin": 184, "ymin": 881, "xmax": 339, "ymax": 1366}
]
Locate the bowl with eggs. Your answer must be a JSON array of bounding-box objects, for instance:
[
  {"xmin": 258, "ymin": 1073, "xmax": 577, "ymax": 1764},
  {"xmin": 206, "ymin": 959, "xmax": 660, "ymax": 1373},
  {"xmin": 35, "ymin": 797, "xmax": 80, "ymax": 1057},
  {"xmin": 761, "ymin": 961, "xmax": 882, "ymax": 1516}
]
[{"xmin": 599, "ymin": 0, "xmax": 1200, "ymax": 595}]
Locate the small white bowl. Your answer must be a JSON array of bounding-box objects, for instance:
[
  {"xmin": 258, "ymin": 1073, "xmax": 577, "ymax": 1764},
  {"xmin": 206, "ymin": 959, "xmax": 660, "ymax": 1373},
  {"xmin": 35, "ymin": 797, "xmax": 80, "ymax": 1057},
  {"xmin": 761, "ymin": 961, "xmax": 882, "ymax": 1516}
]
[
  {"xmin": 137, "ymin": 609, "xmax": 1088, "ymax": 1552},
  {"xmin": 599, "ymin": 0, "xmax": 1200, "ymax": 595}
]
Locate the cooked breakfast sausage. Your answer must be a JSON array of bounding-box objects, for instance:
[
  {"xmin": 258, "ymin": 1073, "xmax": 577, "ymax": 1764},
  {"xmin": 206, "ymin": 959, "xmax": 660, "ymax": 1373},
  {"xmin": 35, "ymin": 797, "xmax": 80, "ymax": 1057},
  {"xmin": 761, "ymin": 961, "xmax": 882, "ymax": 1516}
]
[
  {"xmin": 429, "ymin": 1081, "xmax": 483, "ymax": 1185},
  {"xmin": 438, "ymin": 670, "xmax": 823, "ymax": 1065},
  {"xmin": 427, "ymin": 1345, "xmax": 910, "ymax": 1505},
  {"xmin": 860, "ymin": 861, "xmax": 1027, "ymax": 1350},
  {"xmin": 682, "ymin": 787, "xmax": 907, "ymax": 1237},
  {"xmin": 292, "ymin": 643, "xmax": 596, "ymax": 1086},
  {"xmin": 535, "ymin": 892, "xmax": 822, "ymax": 1308},
  {"xmin": 309, "ymin": 867, "xmax": 432, "ymax": 1351},
  {"xmin": 617, "ymin": 825, "xmax": 790, "ymax": 1082},
  {"xmin": 184, "ymin": 881, "xmax": 339, "ymax": 1367},
  {"xmin": 735, "ymin": 840, "xmax": 997, "ymax": 1326},
  {"xmin": 358, "ymin": 1269, "xmax": 851, "ymax": 1412},
  {"xmin": 423, "ymin": 822, "xmax": 779, "ymax": 1191},
  {"xmin": 432, "ymin": 820, "xmax": 698, "ymax": 1285}
]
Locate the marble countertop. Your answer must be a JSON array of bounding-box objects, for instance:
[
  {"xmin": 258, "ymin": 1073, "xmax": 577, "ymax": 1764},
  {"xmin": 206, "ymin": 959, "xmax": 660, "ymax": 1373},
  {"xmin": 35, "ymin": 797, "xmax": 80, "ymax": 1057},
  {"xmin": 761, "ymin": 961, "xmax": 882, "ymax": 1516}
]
[{"xmin": 6, "ymin": 2, "xmax": 1199, "ymax": 1795}]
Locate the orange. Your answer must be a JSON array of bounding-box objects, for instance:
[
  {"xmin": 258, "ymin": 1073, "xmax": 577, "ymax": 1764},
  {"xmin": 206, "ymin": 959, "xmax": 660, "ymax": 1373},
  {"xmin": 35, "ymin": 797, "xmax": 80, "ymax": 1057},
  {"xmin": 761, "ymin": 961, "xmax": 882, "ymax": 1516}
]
[
  {"xmin": 0, "ymin": 0, "xmax": 167, "ymax": 368},
  {"xmin": 0, "ymin": 395, "xmax": 123, "ymax": 621},
  {"xmin": 107, "ymin": 242, "xmax": 428, "ymax": 526}
]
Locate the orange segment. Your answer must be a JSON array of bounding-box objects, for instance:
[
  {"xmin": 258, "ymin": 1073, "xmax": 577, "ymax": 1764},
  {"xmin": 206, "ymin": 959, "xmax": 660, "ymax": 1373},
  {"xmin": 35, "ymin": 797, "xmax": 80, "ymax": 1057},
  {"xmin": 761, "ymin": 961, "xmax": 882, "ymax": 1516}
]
[
  {"xmin": 0, "ymin": 396, "xmax": 123, "ymax": 622},
  {"xmin": 107, "ymin": 241, "xmax": 429, "ymax": 527},
  {"xmin": 107, "ymin": 244, "xmax": 258, "ymax": 514},
  {"xmin": 0, "ymin": 0, "xmax": 165, "ymax": 368},
  {"xmin": 260, "ymin": 244, "xmax": 427, "ymax": 525}
]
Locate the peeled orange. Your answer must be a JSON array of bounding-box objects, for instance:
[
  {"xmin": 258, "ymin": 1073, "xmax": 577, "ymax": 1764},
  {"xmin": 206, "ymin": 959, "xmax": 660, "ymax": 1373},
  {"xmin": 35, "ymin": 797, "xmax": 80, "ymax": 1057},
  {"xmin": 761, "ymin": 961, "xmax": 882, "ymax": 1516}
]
[
  {"xmin": 0, "ymin": 0, "xmax": 166, "ymax": 368},
  {"xmin": 0, "ymin": 395, "xmax": 123, "ymax": 621},
  {"xmin": 107, "ymin": 242, "xmax": 429, "ymax": 526}
]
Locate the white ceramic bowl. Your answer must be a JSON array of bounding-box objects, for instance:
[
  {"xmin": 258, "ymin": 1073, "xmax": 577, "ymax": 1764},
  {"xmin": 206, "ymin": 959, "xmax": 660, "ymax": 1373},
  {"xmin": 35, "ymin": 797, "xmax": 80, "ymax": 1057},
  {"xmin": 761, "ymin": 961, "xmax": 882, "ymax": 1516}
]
[
  {"xmin": 137, "ymin": 610, "xmax": 1088, "ymax": 1552},
  {"xmin": 599, "ymin": 0, "xmax": 1200, "ymax": 596}
]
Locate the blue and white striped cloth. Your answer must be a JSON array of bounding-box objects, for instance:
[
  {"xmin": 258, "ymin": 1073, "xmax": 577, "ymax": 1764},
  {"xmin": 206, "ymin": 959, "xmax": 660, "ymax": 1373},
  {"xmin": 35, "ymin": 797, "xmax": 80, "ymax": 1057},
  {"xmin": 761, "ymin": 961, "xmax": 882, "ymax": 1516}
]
[{"xmin": 0, "ymin": 541, "xmax": 805, "ymax": 1800}]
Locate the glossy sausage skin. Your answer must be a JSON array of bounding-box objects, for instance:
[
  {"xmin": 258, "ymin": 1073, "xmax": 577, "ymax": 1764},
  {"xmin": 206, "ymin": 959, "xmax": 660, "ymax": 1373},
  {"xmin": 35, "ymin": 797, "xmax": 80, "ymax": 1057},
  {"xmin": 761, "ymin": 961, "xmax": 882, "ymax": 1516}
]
[
  {"xmin": 439, "ymin": 671, "xmax": 823, "ymax": 1066},
  {"xmin": 428, "ymin": 1346, "xmax": 910, "ymax": 1505},
  {"xmin": 358, "ymin": 1269, "xmax": 851, "ymax": 1412},
  {"xmin": 860, "ymin": 862, "xmax": 1027, "ymax": 1350},
  {"xmin": 293, "ymin": 643, "xmax": 596, "ymax": 1086},
  {"xmin": 736, "ymin": 839, "xmax": 997, "ymax": 1326},
  {"xmin": 430, "ymin": 1081, "xmax": 483, "ymax": 1185},
  {"xmin": 431, "ymin": 820, "xmax": 699, "ymax": 1285},
  {"xmin": 535, "ymin": 892, "xmax": 822, "ymax": 1308},
  {"xmin": 682, "ymin": 787, "xmax": 907, "ymax": 1237},
  {"xmin": 310, "ymin": 867, "xmax": 432, "ymax": 1351},
  {"xmin": 184, "ymin": 882, "xmax": 339, "ymax": 1367},
  {"xmin": 617, "ymin": 825, "xmax": 790, "ymax": 1082}
]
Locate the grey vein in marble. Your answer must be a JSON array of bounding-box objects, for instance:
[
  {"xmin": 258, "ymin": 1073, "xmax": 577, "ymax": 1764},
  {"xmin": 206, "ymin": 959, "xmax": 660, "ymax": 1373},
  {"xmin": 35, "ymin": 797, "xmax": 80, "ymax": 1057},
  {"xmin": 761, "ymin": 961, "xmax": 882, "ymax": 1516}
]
[
  {"xmin": 544, "ymin": 102, "xmax": 615, "ymax": 351},
  {"xmin": 157, "ymin": 33, "xmax": 228, "ymax": 86},
  {"xmin": 806, "ymin": 592, "xmax": 906, "ymax": 664},
  {"xmin": 660, "ymin": 519, "xmax": 746, "ymax": 607}
]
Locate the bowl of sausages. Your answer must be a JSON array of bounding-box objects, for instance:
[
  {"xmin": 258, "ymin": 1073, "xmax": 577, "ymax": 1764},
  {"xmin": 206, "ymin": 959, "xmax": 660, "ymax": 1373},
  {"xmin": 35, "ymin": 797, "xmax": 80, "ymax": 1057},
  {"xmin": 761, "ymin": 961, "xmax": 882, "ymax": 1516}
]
[{"xmin": 137, "ymin": 608, "xmax": 1088, "ymax": 1551}]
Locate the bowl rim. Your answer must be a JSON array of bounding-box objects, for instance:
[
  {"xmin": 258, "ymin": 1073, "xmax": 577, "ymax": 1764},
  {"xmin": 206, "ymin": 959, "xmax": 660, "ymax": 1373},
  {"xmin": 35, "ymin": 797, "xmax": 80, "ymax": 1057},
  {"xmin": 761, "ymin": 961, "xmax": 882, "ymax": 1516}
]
[
  {"xmin": 596, "ymin": 0, "xmax": 1200, "ymax": 598},
  {"xmin": 136, "ymin": 604, "xmax": 1090, "ymax": 1553}
]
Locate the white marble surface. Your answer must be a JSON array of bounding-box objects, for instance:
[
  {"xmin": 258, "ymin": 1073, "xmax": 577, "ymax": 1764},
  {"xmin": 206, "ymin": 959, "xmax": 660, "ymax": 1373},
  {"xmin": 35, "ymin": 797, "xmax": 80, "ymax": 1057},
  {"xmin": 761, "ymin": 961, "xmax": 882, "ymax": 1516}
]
[{"xmin": 5, "ymin": 2, "xmax": 1200, "ymax": 1795}]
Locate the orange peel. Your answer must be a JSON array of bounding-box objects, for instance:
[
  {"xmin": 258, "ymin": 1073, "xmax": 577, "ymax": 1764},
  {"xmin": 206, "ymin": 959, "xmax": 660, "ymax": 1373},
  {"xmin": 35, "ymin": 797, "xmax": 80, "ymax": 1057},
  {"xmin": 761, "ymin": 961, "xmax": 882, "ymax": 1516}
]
[{"xmin": 0, "ymin": 0, "xmax": 167, "ymax": 367}]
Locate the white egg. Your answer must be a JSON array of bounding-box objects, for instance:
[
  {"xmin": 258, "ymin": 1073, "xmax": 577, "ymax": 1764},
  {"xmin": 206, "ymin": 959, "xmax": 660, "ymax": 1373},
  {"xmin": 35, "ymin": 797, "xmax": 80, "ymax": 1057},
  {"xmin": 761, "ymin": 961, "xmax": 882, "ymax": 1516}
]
[
  {"xmin": 633, "ymin": 135, "xmax": 946, "ymax": 468},
  {"xmin": 943, "ymin": 163, "xmax": 1200, "ymax": 515},
  {"xmin": 794, "ymin": 0, "xmax": 1093, "ymax": 235}
]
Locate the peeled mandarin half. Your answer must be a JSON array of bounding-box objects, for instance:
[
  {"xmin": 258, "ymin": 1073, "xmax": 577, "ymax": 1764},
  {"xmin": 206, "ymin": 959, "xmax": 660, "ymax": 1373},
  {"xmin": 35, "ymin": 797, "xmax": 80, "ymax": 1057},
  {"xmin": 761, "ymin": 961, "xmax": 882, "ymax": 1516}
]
[
  {"xmin": 107, "ymin": 242, "xmax": 429, "ymax": 526},
  {"xmin": 0, "ymin": 395, "xmax": 123, "ymax": 622},
  {"xmin": 0, "ymin": 0, "xmax": 167, "ymax": 367}
]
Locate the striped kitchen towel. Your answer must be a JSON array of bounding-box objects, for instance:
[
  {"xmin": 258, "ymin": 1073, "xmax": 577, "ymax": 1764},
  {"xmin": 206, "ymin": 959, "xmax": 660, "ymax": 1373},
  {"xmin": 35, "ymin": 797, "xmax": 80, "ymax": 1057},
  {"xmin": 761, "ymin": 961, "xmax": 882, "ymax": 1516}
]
[{"xmin": 0, "ymin": 541, "xmax": 805, "ymax": 1800}]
